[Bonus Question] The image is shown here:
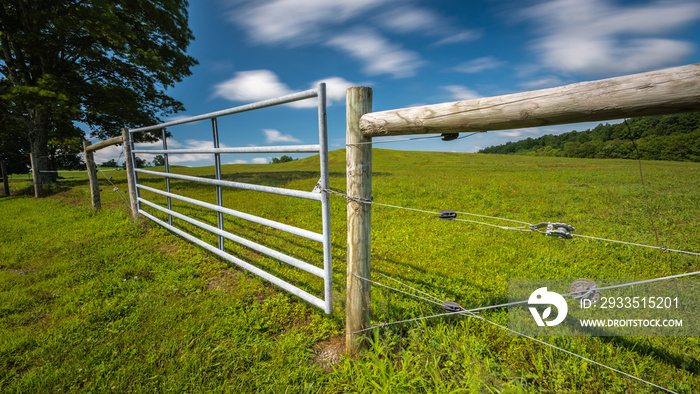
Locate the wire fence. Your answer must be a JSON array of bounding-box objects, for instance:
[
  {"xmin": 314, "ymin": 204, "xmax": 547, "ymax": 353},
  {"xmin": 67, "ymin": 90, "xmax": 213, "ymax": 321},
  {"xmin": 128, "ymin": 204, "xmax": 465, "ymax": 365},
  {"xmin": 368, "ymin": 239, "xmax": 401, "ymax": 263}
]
[
  {"xmin": 333, "ymin": 129, "xmax": 696, "ymax": 393},
  {"xmin": 352, "ymin": 270, "xmax": 686, "ymax": 393}
]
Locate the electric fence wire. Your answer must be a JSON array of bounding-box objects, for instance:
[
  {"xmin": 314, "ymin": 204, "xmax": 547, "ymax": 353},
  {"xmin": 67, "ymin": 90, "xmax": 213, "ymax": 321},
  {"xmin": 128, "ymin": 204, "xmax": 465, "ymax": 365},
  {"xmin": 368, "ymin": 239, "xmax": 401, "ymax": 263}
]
[
  {"xmin": 352, "ymin": 273, "xmax": 679, "ymax": 393},
  {"xmin": 345, "ymin": 132, "xmax": 480, "ymax": 146},
  {"xmin": 340, "ymin": 124, "xmax": 687, "ymax": 392},
  {"xmin": 325, "ymin": 188, "xmax": 530, "ymax": 231},
  {"xmin": 325, "ymin": 189, "xmax": 700, "ymax": 257},
  {"xmin": 114, "ymin": 149, "xmax": 124, "ymax": 168},
  {"xmin": 470, "ymin": 313, "xmax": 677, "ymax": 394},
  {"xmin": 355, "ymin": 268, "xmax": 700, "ymax": 332},
  {"xmin": 87, "ymin": 158, "xmax": 130, "ymax": 206},
  {"xmin": 624, "ymin": 120, "xmax": 698, "ymax": 333},
  {"xmin": 39, "ymin": 169, "xmax": 120, "ymax": 173},
  {"xmin": 354, "ymin": 273, "xmax": 444, "ymax": 308},
  {"xmin": 570, "ymin": 234, "xmax": 699, "ymax": 256},
  {"xmin": 373, "ymin": 271, "xmax": 445, "ymax": 305}
]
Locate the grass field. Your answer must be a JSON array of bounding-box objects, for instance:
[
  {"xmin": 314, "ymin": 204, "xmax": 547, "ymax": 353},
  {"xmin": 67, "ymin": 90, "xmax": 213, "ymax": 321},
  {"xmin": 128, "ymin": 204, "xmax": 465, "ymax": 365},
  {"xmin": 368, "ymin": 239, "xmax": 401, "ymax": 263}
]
[{"xmin": 1, "ymin": 149, "xmax": 699, "ymax": 392}]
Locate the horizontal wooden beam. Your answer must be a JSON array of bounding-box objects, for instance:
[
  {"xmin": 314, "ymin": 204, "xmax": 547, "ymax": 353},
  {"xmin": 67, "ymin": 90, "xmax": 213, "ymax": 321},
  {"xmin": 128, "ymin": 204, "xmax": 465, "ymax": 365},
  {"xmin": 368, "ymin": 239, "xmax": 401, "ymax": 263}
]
[
  {"xmin": 85, "ymin": 136, "xmax": 124, "ymax": 152},
  {"xmin": 360, "ymin": 63, "xmax": 700, "ymax": 137}
]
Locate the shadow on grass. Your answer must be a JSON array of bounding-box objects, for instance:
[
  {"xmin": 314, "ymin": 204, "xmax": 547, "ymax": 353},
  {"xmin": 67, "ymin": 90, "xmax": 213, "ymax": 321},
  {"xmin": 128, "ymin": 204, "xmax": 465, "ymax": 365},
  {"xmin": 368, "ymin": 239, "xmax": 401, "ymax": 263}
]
[
  {"xmin": 372, "ymin": 257, "xmax": 496, "ymax": 305},
  {"xmin": 601, "ymin": 336, "xmax": 700, "ymax": 374}
]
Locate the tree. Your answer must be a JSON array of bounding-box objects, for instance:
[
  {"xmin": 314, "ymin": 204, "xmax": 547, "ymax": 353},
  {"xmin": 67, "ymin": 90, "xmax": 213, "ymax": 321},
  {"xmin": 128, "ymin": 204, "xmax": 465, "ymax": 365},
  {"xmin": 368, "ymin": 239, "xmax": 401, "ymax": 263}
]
[
  {"xmin": 100, "ymin": 159, "xmax": 119, "ymax": 168},
  {"xmin": 0, "ymin": 1, "xmax": 197, "ymax": 195},
  {"xmin": 271, "ymin": 155, "xmax": 295, "ymax": 164},
  {"xmin": 152, "ymin": 155, "xmax": 165, "ymax": 167},
  {"xmin": 134, "ymin": 157, "xmax": 147, "ymax": 168},
  {"xmin": 49, "ymin": 134, "xmax": 84, "ymax": 170}
]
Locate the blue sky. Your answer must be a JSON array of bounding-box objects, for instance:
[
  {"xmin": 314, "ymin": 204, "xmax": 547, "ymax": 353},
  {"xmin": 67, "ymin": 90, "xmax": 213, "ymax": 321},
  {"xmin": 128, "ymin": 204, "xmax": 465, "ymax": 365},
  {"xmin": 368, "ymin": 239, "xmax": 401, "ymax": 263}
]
[{"xmin": 92, "ymin": 0, "xmax": 700, "ymax": 166}]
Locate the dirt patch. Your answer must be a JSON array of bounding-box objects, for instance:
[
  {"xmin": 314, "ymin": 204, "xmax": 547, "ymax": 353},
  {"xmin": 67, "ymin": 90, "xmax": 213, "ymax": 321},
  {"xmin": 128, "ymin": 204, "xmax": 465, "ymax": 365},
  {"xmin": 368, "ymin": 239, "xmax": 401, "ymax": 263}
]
[
  {"xmin": 206, "ymin": 269, "xmax": 271, "ymax": 303},
  {"xmin": 3, "ymin": 268, "xmax": 37, "ymax": 275},
  {"xmin": 51, "ymin": 193, "xmax": 86, "ymax": 207},
  {"xmin": 158, "ymin": 243, "xmax": 180, "ymax": 256},
  {"xmin": 206, "ymin": 269, "xmax": 240, "ymax": 291},
  {"xmin": 314, "ymin": 334, "xmax": 345, "ymax": 371}
]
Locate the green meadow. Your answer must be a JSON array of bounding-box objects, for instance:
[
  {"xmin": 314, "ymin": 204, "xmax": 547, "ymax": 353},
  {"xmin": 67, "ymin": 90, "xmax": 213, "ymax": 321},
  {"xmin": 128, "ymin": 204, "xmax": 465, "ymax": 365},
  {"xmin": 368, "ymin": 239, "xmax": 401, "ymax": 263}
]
[{"xmin": 1, "ymin": 149, "xmax": 698, "ymax": 392}]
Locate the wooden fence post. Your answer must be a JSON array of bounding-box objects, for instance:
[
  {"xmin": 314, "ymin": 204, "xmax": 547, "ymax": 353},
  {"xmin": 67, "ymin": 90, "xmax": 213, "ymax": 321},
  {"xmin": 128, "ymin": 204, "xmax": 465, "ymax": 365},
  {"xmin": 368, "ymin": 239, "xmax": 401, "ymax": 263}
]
[
  {"xmin": 346, "ymin": 86, "xmax": 373, "ymax": 354},
  {"xmin": 83, "ymin": 141, "xmax": 101, "ymax": 209},
  {"xmin": 122, "ymin": 128, "xmax": 139, "ymax": 219},
  {"xmin": 29, "ymin": 152, "xmax": 41, "ymax": 198},
  {"xmin": 1, "ymin": 162, "xmax": 9, "ymax": 196}
]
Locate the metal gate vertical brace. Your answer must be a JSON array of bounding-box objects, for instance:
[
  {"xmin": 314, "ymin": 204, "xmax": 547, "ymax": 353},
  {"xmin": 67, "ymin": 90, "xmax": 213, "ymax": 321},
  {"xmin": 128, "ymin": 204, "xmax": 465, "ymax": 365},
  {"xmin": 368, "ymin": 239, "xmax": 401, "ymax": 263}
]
[
  {"xmin": 127, "ymin": 83, "xmax": 334, "ymax": 314},
  {"xmin": 161, "ymin": 128, "xmax": 172, "ymax": 226}
]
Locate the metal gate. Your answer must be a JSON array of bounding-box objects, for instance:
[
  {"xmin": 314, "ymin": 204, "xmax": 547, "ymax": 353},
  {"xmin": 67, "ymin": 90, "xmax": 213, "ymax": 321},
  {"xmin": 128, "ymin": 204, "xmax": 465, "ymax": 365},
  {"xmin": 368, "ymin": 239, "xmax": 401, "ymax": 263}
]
[{"xmin": 127, "ymin": 83, "xmax": 333, "ymax": 314}]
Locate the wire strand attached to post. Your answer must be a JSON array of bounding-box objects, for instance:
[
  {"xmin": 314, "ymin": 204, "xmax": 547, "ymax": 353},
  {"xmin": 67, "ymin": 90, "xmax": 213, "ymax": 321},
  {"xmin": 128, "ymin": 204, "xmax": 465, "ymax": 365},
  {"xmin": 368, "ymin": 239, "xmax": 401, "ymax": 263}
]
[
  {"xmin": 324, "ymin": 189, "xmax": 700, "ymax": 257},
  {"xmin": 354, "ymin": 270, "xmax": 685, "ymax": 393},
  {"xmin": 346, "ymin": 132, "xmax": 479, "ymax": 146}
]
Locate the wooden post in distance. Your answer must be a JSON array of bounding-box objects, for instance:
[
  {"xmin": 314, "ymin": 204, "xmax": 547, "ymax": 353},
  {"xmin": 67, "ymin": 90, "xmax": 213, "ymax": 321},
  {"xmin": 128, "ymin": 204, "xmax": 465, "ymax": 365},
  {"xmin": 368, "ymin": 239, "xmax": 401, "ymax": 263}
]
[
  {"xmin": 122, "ymin": 128, "xmax": 140, "ymax": 219},
  {"xmin": 1, "ymin": 162, "xmax": 9, "ymax": 196},
  {"xmin": 29, "ymin": 152, "xmax": 41, "ymax": 198},
  {"xmin": 346, "ymin": 86, "xmax": 373, "ymax": 354},
  {"xmin": 83, "ymin": 141, "xmax": 101, "ymax": 209}
]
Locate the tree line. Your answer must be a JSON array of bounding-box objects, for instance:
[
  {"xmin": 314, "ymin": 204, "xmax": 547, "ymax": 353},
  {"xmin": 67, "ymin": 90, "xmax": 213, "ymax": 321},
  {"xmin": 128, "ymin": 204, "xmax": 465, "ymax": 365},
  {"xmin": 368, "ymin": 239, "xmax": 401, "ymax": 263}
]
[
  {"xmin": 478, "ymin": 112, "xmax": 700, "ymax": 162},
  {"xmin": 100, "ymin": 155, "xmax": 164, "ymax": 169}
]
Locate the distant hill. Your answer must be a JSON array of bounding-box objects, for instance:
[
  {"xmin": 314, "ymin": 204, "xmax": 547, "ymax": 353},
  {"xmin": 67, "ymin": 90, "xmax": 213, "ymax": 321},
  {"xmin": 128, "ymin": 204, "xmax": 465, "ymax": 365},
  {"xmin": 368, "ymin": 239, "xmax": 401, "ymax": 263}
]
[{"xmin": 478, "ymin": 112, "xmax": 700, "ymax": 162}]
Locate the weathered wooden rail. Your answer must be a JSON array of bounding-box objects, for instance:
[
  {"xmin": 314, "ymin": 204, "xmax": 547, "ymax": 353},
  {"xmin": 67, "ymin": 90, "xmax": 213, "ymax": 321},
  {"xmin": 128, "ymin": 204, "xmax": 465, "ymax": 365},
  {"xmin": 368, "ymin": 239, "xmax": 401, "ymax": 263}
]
[
  {"xmin": 360, "ymin": 63, "xmax": 700, "ymax": 137},
  {"xmin": 345, "ymin": 63, "xmax": 700, "ymax": 353}
]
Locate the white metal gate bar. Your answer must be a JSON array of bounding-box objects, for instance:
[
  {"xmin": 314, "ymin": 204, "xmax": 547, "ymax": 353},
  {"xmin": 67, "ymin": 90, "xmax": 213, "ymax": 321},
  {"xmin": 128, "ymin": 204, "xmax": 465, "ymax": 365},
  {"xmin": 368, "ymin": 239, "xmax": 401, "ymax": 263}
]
[
  {"xmin": 134, "ymin": 168, "xmax": 322, "ymax": 200},
  {"xmin": 136, "ymin": 184, "xmax": 324, "ymax": 242},
  {"xmin": 212, "ymin": 118, "xmax": 224, "ymax": 250},
  {"xmin": 128, "ymin": 83, "xmax": 333, "ymax": 314},
  {"xmin": 161, "ymin": 128, "xmax": 172, "ymax": 226},
  {"xmin": 138, "ymin": 198, "xmax": 325, "ymax": 277},
  {"xmin": 133, "ymin": 145, "xmax": 321, "ymax": 154},
  {"xmin": 138, "ymin": 210, "xmax": 329, "ymax": 310},
  {"xmin": 130, "ymin": 88, "xmax": 319, "ymax": 133}
]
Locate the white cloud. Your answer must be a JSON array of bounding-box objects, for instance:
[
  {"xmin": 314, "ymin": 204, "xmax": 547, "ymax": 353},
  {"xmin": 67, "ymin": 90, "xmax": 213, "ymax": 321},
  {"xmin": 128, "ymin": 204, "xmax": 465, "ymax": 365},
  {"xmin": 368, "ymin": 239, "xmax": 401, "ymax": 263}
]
[
  {"xmin": 312, "ymin": 76, "xmax": 357, "ymax": 104},
  {"xmin": 496, "ymin": 128, "xmax": 541, "ymax": 138},
  {"xmin": 251, "ymin": 157, "xmax": 269, "ymax": 164},
  {"xmin": 213, "ymin": 70, "xmax": 356, "ymax": 108},
  {"xmin": 380, "ymin": 6, "xmax": 441, "ymax": 34},
  {"xmin": 225, "ymin": 1, "xmax": 479, "ymax": 78},
  {"xmin": 453, "ymin": 56, "xmax": 505, "ymax": 73},
  {"xmin": 377, "ymin": 5, "xmax": 480, "ymax": 45},
  {"xmin": 213, "ymin": 70, "xmax": 293, "ymax": 103},
  {"xmin": 89, "ymin": 137, "xmax": 250, "ymax": 167},
  {"xmin": 230, "ymin": 0, "xmax": 476, "ymax": 47},
  {"xmin": 157, "ymin": 139, "xmax": 216, "ymax": 164},
  {"xmin": 263, "ymin": 129, "xmax": 302, "ymax": 143},
  {"xmin": 433, "ymin": 31, "xmax": 481, "ymax": 46},
  {"xmin": 92, "ymin": 144, "xmax": 124, "ymax": 165},
  {"xmin": 229, "ymin": 0, "xmax": 387, "ymax": 45},
  {"xmin": 127, "ymin": 138, "xmax": 221, "ymax": 165},
  {"xmin": 441, "ymin": 85, "xmax": 482, "ymax": 101},
  {"xmin": 523, "ymin": 0, "xmax": 700, "ymax": 75},
  {"xmin": 327, "ymin": 28, "xmax": 424, "ymax": 78},
  {"xmin": 519, "ymin": 76, "xmax": 566, "ymax": 89}
]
